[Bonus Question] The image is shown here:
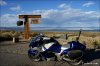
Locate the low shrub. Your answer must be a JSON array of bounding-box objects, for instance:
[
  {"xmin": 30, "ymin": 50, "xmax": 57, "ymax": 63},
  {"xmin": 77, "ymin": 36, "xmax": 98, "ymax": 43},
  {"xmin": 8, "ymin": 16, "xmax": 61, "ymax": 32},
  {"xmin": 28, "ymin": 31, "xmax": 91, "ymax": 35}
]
[{"xmin": 0, "ymin": 32, "xmax": 13, "ymax": 42}]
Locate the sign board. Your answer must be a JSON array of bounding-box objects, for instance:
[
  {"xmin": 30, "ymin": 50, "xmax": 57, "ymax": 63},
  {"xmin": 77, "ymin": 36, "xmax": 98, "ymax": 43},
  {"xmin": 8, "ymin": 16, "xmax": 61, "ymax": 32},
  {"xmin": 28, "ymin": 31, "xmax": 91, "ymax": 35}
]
[
  {"xmin": 19, "ymin": 15, "xmax": 41, "ymax": 18},
  {"xmin": 31, "ymin": 19, "xmax": 40, "ymax": 24}
]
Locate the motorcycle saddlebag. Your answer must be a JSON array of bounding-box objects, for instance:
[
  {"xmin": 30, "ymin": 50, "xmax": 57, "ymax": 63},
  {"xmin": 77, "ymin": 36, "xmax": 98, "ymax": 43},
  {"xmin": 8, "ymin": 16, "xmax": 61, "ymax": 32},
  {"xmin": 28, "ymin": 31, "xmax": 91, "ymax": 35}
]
[{"xmin": 68, "ymin": 50, "xmax": 83, "ymax": 60}]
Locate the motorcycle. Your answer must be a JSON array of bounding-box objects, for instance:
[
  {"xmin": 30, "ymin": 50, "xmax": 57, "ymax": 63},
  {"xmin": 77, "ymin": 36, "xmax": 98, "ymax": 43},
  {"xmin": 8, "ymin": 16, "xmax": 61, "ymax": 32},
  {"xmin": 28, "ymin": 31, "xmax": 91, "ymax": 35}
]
[{"xmin": 28, "ymin": 30, "xmax": 86, "ymax": 66}]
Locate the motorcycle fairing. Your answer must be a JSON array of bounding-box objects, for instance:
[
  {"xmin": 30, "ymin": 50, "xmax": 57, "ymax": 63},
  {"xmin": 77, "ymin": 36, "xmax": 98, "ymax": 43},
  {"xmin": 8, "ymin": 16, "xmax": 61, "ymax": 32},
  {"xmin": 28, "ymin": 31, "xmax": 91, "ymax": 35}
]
[
  {"xmin": 61, "ymin": 49, "xmax": 70, "ymax": 55},
  {"xmin": 43, "ymin": 42, "xmax": 62, "ymax": 53},
  {"xmin": 28, "ymin": 49, "xmax": 38, "ymax": 56},
  {"xmin": 61, "ymin": 41, "xmax": 86, "ymax": 55},
  {"xmin": 69, "ymin": 41, "xmax": 86, "ymax": 50}
]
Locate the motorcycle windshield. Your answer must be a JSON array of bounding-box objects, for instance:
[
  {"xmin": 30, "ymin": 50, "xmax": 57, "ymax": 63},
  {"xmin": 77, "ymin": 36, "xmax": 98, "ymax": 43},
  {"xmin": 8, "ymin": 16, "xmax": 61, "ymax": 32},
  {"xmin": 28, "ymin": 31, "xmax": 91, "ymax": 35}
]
[
  {"xmin": 33, "ymin": 35, "xmax": 41, "ymax": 41},
  {"xmin": 29, "ymin": 35, "xmax": 41, "ymax": 47}
]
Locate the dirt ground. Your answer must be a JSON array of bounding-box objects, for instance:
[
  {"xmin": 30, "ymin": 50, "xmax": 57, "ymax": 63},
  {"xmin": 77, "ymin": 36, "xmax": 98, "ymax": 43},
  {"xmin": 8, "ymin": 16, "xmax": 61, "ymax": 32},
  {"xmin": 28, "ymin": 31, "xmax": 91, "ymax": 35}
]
[{"xmin": 0, "ymin": 40, "xmax": 100, "ymax": 66}]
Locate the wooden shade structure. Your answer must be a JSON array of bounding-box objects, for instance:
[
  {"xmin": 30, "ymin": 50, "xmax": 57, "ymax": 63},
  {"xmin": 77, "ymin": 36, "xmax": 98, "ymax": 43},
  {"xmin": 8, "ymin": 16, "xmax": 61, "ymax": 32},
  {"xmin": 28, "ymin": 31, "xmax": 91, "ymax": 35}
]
[{"xmin": 19, "ymin": 15, "xmax": 41, "ymax": 39}]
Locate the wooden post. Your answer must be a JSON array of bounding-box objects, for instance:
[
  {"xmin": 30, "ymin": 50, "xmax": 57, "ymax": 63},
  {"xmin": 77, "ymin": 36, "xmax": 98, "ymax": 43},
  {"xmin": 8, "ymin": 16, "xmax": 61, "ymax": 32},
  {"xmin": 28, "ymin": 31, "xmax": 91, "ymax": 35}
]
[{"xmin": 24, "ymin": 16, "xmax": 30, "ymax": 39}]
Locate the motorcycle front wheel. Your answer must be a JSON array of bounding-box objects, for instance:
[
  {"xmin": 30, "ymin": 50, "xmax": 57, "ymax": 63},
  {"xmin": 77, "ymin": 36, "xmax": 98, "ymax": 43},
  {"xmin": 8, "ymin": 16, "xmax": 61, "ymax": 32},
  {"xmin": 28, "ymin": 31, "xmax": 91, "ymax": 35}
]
[{"xmin": 28, "ymin": 51, "xmax": 41, "ymax": 62}]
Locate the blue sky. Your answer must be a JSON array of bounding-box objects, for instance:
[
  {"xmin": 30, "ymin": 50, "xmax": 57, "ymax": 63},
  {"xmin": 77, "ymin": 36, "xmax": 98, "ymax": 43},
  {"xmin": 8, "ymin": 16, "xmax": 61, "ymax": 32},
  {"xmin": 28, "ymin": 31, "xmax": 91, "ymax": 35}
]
[{"xmin": 0, "ymin": 0, "xmax": 100, "ymax": 29}]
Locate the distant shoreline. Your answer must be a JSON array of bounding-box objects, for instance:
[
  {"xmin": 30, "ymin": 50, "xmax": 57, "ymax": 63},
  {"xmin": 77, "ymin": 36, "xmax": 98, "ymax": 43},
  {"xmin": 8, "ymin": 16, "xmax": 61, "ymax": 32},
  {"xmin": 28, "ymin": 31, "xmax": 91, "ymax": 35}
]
[
  {"xmin": 0, "ymin": 29, "xmax": 100, "ymax": 33},
  {"xmin": 0, "ymin": 27, "xmax": 100, "ymax": 32}
]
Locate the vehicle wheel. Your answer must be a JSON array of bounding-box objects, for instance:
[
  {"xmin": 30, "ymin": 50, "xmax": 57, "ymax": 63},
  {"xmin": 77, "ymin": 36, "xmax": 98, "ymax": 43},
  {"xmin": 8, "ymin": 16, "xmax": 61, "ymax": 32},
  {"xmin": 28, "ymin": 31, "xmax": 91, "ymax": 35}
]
[
  {"xmin": 62, "ymin": 55, "xmax": 83, "ymax": 66},
  {"xmin": 67, "ymin": 59, "xmax": 83, "ymax": 66},
  {"xmin": 28, "ymin": 51, "xmax": 41, "ymax": 61}
]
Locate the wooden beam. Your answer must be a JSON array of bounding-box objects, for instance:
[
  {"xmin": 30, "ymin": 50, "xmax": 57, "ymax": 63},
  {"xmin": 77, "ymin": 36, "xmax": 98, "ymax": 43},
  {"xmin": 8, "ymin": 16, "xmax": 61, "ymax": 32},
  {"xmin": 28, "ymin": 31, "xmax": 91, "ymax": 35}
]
[{"xmin": 19, "ymin": 15, "xmax": 41, "ymax": 18}]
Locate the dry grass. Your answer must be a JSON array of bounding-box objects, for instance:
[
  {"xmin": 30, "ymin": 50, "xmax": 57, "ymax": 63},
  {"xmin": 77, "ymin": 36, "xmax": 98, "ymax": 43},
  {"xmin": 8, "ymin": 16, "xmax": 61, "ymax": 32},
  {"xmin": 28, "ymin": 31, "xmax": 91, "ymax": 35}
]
[
  {"xmin": 0, "ymin": 30, "xmax": 100, "ymax": 48},
  {"xmin": 0, "ymin": 30, "xmax": 21, "ymax": 42}
]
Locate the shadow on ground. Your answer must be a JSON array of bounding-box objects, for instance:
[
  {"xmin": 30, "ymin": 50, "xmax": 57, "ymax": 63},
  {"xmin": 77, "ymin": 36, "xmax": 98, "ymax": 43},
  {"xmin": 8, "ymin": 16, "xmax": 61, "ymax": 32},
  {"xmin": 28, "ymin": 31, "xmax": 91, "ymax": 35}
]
[
  {"xmin": 0, "ymin": 40, "xmax": 28, "ymax": 46},
  {"xmin": 83, "ymin": 49, "xmax": 100, "ymax": 63}
]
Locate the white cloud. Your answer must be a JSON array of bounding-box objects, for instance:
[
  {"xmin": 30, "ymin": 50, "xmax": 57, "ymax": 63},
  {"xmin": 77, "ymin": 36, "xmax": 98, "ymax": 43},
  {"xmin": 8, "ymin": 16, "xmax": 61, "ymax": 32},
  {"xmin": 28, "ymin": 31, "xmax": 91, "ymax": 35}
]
[
  {"xmin": 0, "ymin": 0, "xmax": 7, "ymax": 6},
  {"xmin": 83, "ymin": 1, "xmax": 95, "ymax": 7},
  {"xmin": 58, "ymin": 3, "xmax": 67, "ymax": 8},
  {"xmin": 10, "ymin": 5, "xmax": 21, "ymax": 11},
  {"xmin": 0, "ymin": 14, "xmax": 18, "ymax": 27},
  {"xmin": 31, "ymin": 3, "xmax": 100, "ymax": 27},
  {"xmin": 58, "ymin": 3, "xmax": 71, "ymax": 9}
]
